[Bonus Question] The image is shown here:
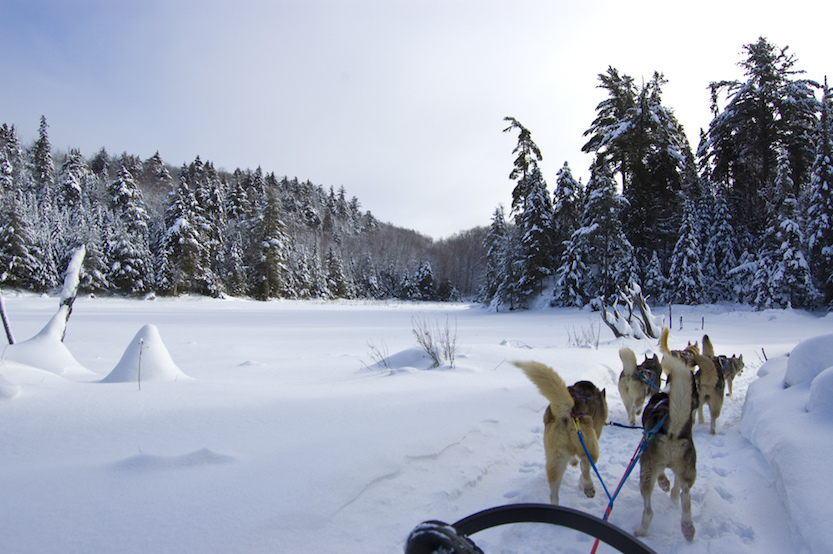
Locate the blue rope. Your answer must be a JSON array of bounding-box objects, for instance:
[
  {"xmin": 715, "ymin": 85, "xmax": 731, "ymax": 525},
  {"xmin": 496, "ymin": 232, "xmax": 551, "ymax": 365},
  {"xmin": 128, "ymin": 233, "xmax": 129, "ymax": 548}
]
[
  {"xmin": 607, "ymin": 421, "xmax": 643, "ymax": 430},
  {"xmin": 575, "ymin": 414, "xmax": 668, "ymax": 507},
  {"xmin": 574, "ymin": 421, "xmax": 613, "ymax": 502}
]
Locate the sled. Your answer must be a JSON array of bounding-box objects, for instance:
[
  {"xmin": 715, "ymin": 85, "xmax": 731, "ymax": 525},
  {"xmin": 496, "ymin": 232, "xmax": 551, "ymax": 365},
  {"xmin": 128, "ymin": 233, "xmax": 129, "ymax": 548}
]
[{"xmin": 405, "ymin": 503, "xmax": 657, "ymax": 554}]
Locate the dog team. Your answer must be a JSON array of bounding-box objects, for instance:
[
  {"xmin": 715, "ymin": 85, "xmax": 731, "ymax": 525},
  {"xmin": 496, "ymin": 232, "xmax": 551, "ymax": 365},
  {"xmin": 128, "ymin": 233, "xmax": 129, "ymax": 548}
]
[{"xmin": 513, "ymin": 326, "xmax": 744, "ymax": 542}]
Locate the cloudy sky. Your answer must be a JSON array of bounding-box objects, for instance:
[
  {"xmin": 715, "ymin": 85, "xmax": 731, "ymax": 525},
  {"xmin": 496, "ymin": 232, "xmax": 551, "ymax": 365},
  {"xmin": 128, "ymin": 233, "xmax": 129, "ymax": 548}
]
[{"xmin": 2, "ymin": 1, "xmax": 830, "ymax": 239}]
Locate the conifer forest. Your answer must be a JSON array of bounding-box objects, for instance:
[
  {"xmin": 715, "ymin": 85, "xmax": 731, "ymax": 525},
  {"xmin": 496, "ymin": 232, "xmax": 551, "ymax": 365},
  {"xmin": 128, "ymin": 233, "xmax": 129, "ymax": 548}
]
[{"xmin": 1, "ymin": 37, "xmax": 831, "ymax": 309}]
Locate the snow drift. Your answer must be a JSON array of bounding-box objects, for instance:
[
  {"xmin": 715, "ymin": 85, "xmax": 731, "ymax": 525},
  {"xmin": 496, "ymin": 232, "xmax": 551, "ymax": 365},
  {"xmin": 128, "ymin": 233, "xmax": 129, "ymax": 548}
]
[{"xmin": 101, "ymin": 324, "xmax": 188, "ymax": 383}]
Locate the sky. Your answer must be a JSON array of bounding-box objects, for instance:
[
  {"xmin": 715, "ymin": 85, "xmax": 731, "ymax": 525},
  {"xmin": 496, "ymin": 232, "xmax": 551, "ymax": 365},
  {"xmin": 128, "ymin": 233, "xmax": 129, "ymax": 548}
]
[{"xmin": 1, "ymin": 0, "xmax": 830, "ymax": 239}]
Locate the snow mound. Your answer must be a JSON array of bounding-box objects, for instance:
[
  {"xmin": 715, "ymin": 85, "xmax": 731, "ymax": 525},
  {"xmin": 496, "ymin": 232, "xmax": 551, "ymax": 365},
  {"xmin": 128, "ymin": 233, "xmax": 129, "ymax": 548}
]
[
  {"xmin": 784, "ymin": 333, "xmax": 833, "ymax": 387},
  {"xmin": 0, "ymin": 373, "xmax": 20, "ymax": 399},
  {"xmin": 113, "ymin": 448, "xmax": 235, "ymax": 472},
  {"xmin": 2, "ymin": 309, "xmax": 92, "ymax": 377},
  {"xmin": 809, "ymin": 366, "xmax": 833, "ymax": 412},
  {"xmin": 101, "ymin": 324, "xmax": 188, "ymax": 383},
  {"xmin": 365, "ymin": 347, "xmax": 440, "ymax": 373}
]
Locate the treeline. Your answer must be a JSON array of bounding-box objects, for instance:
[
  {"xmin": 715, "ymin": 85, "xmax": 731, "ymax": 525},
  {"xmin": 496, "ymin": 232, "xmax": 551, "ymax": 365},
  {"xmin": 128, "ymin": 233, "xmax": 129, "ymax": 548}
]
[
  {"xmin": 0, "ymin": 121, "xmax": 486, "ymax": 301},
  {"xmin": 3, "ymin": 37, "xmax": 831, "ymax": 310},
  {"xmin": 482, "ymin": 37, "xmax": 833, "ymax": 310}
]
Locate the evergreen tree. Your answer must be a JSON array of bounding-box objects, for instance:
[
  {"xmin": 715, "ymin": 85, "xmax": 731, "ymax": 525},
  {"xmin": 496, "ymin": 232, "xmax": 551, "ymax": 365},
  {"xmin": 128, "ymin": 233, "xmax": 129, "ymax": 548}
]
[
  {"xmin": 583, "ymin": 70, "xmax": 689, "ymax": 263},
  {"xmin": 515, "ymin": 166, "xmax": 553, "ymax": 299},
  {"xmin": 31, "ymin": 116, "xmax": 54, "ymax": 194},
  {"xmin": 325, "ymin": 245, "xmax": 353, "ymax": 299},
  {"xmin": 251, "ymin": 187, "xmax": 290, "ymax": 300},
  {"xmin": 582, "ymin": 66, "xmax": 637, "ymax": 182},
  {"xmin": 807, "ymin": 78, "xmax": 833, "ymax": 303},
  {"xmin": 503, "ymin": 117, "xmax": 543, "ymax": 216},
  {"xmin": 755, "ymin": 193, "xmax": 818, "ymax": 309},
  {"xmin": 414, "ymin": 261, "xmax": 436, "ymax": 300},
  {"xmin": 551, "ymin": 161, "xmax": 583, "ymax": 262},
  {"xmin": 483, "ymin": 205, "xmax": 509, "ymax": 301},
  {"xmin": 667, "ymin": 198, "xmax": 705, "ymax": 304},
  {"xmin": 108, "ymin": 166, "xmax": 153, "ymax": 294},
  {"xmin": 641, "ymin": 250, "xmax": 668, "ymax": 303},
  {"xmin": 56, "ymin": 150, "xmax": 89, "ymax": 209},
  {"xmin": 699, "ymin": 37, "xmax": 819, "ymax": 241},
  {"xmin": 702, "ymin": 183, "xmax": 740, "ymax": 301},
  {"xmin": 0, "ymin": 192, "xmax": 40, "ymax": 289},
  {"xmin": 579, "ymin": 157, "xmax": 636, "ymax": 300},
  {"xmin": 158, "ymin": 174, "xmax": 206, "ymax": 295},
  {"xmin": 552, "ymin": 226, "xmax": 591, "ymax": 307}
]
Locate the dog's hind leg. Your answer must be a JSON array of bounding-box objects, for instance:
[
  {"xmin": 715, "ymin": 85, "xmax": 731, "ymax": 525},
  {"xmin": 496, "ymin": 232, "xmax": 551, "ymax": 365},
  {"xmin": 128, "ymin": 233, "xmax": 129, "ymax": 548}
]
[
  {"xmin": 635, "ymin": 465, "xmax": 656, "ymax": 537},
  {"xmin": 680, "ymin": 482, "xmax": 695, "ymax": 541},
  {"xmin": 578, "ymin": 457, "xmax": 596, "ymax": 499},
  {"xmin": 547, "ymin": 454, "xmax": 570, "ymax": 505}
]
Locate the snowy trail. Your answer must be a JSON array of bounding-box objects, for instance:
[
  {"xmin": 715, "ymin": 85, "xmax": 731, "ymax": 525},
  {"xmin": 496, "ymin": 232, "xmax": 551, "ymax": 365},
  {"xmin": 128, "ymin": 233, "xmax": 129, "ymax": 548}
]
[{"xmin": 1, "ymin": 296, "xmax": 830, "ymax": 553}]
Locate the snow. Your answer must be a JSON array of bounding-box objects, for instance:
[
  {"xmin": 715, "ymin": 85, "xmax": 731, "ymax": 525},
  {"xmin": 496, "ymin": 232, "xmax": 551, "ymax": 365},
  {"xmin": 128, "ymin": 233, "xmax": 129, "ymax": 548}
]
[{"xmin": 1, "ymin": 295, "xmax": 832, "ymax": 553}]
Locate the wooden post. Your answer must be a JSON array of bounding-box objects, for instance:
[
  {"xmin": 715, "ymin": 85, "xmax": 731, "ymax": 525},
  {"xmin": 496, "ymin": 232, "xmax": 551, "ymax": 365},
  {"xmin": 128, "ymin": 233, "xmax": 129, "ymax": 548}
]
[{"xmin": 0, "ymin": 292, "xmax": 14, "ymax": 345}]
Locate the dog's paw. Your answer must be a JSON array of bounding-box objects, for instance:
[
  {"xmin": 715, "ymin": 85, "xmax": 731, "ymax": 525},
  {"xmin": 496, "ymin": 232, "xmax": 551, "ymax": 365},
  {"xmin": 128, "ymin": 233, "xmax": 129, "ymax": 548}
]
[
  {"xmin": 657, "ymin": 473, "xmax": 671, "ymax": 493},
  {"xmin": 634, "ymin": 526, "xmax": 649, "ymax": 538},
  {"xmin": 682, "ymin": 521, "xmax": 695, "ymax": 542},
  {"xmin": 582, "ymin": 482, "xmax": 596, "ymax": 498}
]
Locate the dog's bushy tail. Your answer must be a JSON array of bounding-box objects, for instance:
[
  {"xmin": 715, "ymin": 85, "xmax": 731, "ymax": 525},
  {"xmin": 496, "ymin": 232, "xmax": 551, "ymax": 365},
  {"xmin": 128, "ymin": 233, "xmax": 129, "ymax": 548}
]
[
  {"xmin": 513, "ymin": 361, "xmax": 573, "ymax": 420},
  {"xmin": 659, "ymin": 326, "xmax": 672, "ymax": 357},
  {"xmin": 619, "ymin": 347, "xmax": 638, "ymax": 377},
  {"xmin": 702, "ymin": 334, "xmax": 715, "ymax": 358},
  {"xmin": 667, "ymin": 360, "xmax": 695, "ymax": 438}
]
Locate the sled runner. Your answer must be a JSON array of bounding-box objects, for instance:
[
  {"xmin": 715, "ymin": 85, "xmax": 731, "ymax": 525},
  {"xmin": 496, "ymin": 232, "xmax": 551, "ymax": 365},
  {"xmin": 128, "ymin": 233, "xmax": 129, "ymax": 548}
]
[{"xmin": 405, "ymin": 503, "xmax": 657, "ymax": 553}]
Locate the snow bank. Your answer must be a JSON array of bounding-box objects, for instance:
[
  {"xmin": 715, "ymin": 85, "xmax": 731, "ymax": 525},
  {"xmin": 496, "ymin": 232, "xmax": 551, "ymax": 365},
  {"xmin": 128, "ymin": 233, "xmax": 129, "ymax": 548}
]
[
  {"xmin": 742, "ymin": 336, "xmax": 833, "ymax": 554},
  {"xmin": 2, "ymin": 307, "xmax": 92, "ymax": 377},
  {"xmin": 784, "ymin": 333, "xmax": 833, "ymax": 387},
  {"xmin": 101, "ymin": 324, "xmax": 188, "ymax": 383}
]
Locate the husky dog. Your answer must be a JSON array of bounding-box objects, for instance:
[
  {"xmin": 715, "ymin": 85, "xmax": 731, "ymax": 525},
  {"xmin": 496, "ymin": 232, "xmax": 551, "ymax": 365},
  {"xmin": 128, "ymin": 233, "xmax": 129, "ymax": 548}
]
[
  {"xmin": 660, "ymin": 327, "xmax": 724, "ymax": 434},
  {"xmin": 618, "ymin": 348, "xmax": 662, "ymax": 426},
  {"xmin": 702, "ymin": 334, "xmax": 745, "ymax": 396},
  {"xmin": 635, "ymin": 352, "xmax": 699, "ymax": 542},
  {"xmin": 513, "ymin": 361, "xmax": 608, "ymax": 505}
]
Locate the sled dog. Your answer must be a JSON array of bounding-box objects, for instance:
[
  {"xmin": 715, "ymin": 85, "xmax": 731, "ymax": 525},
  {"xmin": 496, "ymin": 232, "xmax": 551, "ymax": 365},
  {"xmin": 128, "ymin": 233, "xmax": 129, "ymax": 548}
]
[
  {"xmin": 514, "ymin": 361, "xmax": 608, "ymax": 505},
  {"xmin": 702, "ymin": 334, "xmax": 745, "ymax": 397},
  {"xmin": 635, "ymin": 352, "xmax": 699, "ymax": 542},
  {"xmin": 660, "ymin": 327, "xmax": 724, "ymax": 434},
  {"xmin": 618, "ymin": 348, "xmax": 662, "ymax": 426}
]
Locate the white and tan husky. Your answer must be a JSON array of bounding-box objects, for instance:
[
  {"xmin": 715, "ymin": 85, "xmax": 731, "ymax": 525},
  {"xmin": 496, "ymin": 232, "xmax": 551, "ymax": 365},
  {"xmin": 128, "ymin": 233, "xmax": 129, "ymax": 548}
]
[{"xmin": 513, "ymin": 361, "xmax": 607, "ymax": 505}]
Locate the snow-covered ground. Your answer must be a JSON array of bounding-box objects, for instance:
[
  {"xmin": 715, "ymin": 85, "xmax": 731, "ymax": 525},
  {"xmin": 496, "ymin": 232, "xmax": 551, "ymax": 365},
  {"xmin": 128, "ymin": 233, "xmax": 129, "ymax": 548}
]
[{"xmin": 1, "ymin": 293, "xmax": 832, "ymax": 553}]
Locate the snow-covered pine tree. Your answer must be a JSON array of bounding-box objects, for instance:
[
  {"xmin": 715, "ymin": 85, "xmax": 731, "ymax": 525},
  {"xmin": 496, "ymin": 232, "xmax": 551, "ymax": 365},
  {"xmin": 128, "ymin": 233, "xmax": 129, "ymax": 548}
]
[
  {"xmin": 157, "ymin": 172, "xmax": 206, "ymax": 295},
  {"xmin": 755, "ymin": 193, "xmax": 819, "ymax": 309},
  {"xmin": 57, "ymin": 149, "xmax": 88, "ymax": 210},
  {"xmin": 668, "ymin": 198, "xmax": 705, "ymax": 304},
  {"xmin": 251, "ymin": 186, "xmax": 290, "ymax": 300},
  {"xmin": 551, "ymin": 161, "xmax": 583, "ymax": 262},
  {"xmin": 579, "ymin": 157, "xmax": 636, "ymax": 300},
  {"xmin": 482, "ymin": 205, "xmax": 508, "ymax": 302},
  {"xmin": 325, "ymin": 245, "xmax": 354, "ymax": 299},
  {"xmin": 641, "ymin": 249, "xmax": 668, "ymax": 304},
  {"xmin": 806, "ymin": 78, "xmax": 833, "ymax": 304},
  {"xmin": 414, "ymin": 260, "xmax": 436, "ymax": 301},
  {"xmin": 552, "ymin": 226, "xmax": 591, "ymax": 307},
  {"xmin": 515, "ymin": 166, "xmax": 553, "ymax": 300},
  {"xmin": 31, "ymin": 116, "xmax": 53, "ymax": 195},
  {"xmin": 699, "ymin": 37, "xmax": 819, "ymax": 242},
  {"xmin": 702, "ymin": 183, "xmax": 740, "ymax": 302},
  {"xmin": 503, "ymin": 116, "xmax": 543, "ymax": 218},
  {"xmin": 0, "ymin": 191, "xmax": 41, "ymax": 289}
]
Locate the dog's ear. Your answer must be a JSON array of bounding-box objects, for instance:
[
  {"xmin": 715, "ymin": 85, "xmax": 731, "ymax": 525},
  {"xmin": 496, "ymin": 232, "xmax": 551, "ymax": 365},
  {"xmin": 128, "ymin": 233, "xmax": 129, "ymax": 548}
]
[
  {"xmin": 602, "ymin": 388, "xmax": 606, "ymax": 398},
  {"xmin": 739, "ymin": 354, "xmax": 743, "ymax": 362},
  {"xmin": 652, "ymin": 354, "xmax": 659, "ymax": 362}
]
